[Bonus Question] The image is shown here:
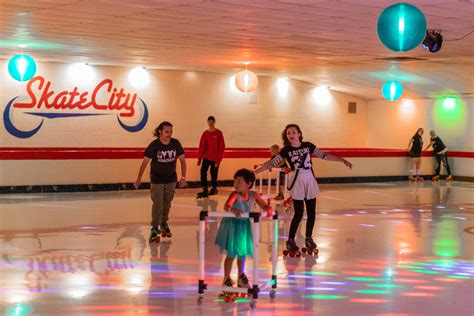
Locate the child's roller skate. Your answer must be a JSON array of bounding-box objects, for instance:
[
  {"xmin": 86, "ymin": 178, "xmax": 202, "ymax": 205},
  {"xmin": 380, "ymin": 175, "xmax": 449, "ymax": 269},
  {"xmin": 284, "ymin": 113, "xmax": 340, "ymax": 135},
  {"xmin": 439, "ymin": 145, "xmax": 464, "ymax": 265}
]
[
  {"xmin": 283, "ymin": 239, "xmax": 301, "ymax": 257},
  {"xmin": 408, "ymin": 176, "xmax": 417, "ymax": 182},
  {"xmin": 301, "ymin": 237, "xmax": 319, "ymax": 256},
  {"xmin": 446, "ymin": 175, "xmax": 453, "ymax": 182},
  {"xmin": 416, "ymin": 176, "xmax": 424, "ymax": 183},
  {"xmin": 218, "ymin": 277, "xmax": 238, "ymax": 302},
  {"xmin": 208, "ymin": 187, "xmax": 218, "ymax": 196},
  {"xmin": 237, "ymin": 273, "xmax": 251, "ymax": 298},
  {"xmin": 196, "ymin": 188, "xmax": 209, "ymax": 200},
  {"xmin": 160, "ymin": 221, "xmax": 172, "ymax": 238},
  {"xmin": 432, "ymin": 175, "xmax": 440, "ymax": 182},
  {"xmin": 149, "ymin": 227, "xmax": 160, "ymax": 244}
]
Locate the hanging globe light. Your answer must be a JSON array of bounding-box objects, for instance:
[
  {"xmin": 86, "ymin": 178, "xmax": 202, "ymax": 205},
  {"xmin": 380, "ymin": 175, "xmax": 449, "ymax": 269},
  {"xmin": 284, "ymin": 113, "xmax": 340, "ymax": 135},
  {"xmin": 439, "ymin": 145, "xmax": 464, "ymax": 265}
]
[
  {"xmin": 8, "ymin": 54, "xmax": 37, "ymax": 81},
  {"xmin": 235, "ymin": 69, "xmax": 258, "ymax": 93},
  {"xmin": 382, "ymin": 80, "xmax": 403, "ymax": 101},
  {"xmin": 377, "ymin": 3, "xmax": 426, "ymax": 52}
]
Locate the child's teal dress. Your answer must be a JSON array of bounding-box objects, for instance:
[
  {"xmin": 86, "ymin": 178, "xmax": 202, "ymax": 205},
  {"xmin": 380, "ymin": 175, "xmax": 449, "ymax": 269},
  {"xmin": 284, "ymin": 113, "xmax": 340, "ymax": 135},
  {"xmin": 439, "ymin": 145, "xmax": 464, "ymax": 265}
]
[{"xmin": 215, "ymin": 191, "xmax": 255, "ymax": 258}]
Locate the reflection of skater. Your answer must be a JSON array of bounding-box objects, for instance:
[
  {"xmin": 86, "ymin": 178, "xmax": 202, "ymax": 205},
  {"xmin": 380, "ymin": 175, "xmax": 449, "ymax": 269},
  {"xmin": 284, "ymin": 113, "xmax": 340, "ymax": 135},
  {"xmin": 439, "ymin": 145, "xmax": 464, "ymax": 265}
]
[
  {"xmin": 407, "ymin": 128, "xmax": 424, "ymax": 182},
  {"xmin": 197, "ymin": 116, "xmax": 225, "ymax": 199},
  {"xmin": 256, "ymin": 124, "xmax": 352, "ymax": 254},
  {"xmin": 134, "ymin": 121, "xmax": 187, "ymax": 243},
  {"xmin": 215, "ymin": 169, "xmax": 272, "ymax": 289},
  {"xmin": 196, "ymin": 199, "xmax": 222, "ymax": 273},
  {"xmin": 424, "ymin": 130, "xmax": 452, "ymax": 181}
]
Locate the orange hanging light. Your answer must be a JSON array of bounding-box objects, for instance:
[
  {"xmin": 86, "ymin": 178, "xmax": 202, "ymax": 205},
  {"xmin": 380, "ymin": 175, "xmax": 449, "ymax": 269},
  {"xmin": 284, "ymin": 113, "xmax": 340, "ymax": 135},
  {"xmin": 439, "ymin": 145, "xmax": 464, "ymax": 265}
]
[{"xmin": 235, "ymin": 64, "xmax": 258, "ymax": 93}]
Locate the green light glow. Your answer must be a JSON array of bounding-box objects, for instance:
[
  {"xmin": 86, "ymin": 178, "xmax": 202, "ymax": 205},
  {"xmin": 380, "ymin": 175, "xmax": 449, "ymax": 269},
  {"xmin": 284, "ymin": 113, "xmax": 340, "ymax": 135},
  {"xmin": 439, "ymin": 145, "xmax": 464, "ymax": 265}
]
[
  {"xmin": 347, "ymin": 277, "xmax": 379, "ymax": 282},
  {"xmin": 410, "ymin": 269, "xmax": 440, "ymax": 275},
  {"xmin": 304, "ymin": 271, "xmax": 337, "ymax": 276},
  {"xmin": 433, "ymin": 219, "xmax": 460, "ymax": 258},
  {"xmin": 432, "ymin": 95, "xmax": 468, "ymax": 135},
  {"xmin": 0, "ymin": 39, "xmax": 65, "ymax": 50},
  {"xmin": 446, "ymin": 275, "xmax": 470, "ymax": 279},
  {"xmin": 355, "ymin": 289, "xmax": 391, "ymax": 294}
]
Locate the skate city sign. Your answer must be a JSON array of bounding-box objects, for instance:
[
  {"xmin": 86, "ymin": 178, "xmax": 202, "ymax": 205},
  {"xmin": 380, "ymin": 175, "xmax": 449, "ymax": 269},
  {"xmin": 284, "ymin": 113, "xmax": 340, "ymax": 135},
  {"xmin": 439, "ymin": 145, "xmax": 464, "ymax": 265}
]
[{"xmin": 3, "ymin": 75, "xmax": 149, "ymax": 138}]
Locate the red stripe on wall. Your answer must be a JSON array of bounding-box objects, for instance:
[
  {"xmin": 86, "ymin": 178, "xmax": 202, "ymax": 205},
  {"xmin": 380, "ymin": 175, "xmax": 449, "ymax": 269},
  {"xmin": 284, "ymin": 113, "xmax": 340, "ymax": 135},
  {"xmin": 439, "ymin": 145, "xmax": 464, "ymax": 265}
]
[{"xmin": 0, "ymin": 147, "xmax": 473, "ymax": 160}]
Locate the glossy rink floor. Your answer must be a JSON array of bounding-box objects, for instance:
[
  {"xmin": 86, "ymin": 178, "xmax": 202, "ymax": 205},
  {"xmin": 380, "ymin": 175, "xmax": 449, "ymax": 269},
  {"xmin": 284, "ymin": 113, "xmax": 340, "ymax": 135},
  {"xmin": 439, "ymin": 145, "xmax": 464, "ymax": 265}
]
[{"xmin": 1, "ymin": 182, "xmax": 473, "ymax": 316}]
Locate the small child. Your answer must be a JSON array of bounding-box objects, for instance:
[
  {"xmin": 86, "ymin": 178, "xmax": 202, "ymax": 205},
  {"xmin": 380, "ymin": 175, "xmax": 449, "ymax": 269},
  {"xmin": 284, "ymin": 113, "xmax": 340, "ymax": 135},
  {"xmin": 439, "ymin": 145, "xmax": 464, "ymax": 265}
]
[{"xmin": 215, "ymin": 168, "xmax": 273, "ymax": 288}]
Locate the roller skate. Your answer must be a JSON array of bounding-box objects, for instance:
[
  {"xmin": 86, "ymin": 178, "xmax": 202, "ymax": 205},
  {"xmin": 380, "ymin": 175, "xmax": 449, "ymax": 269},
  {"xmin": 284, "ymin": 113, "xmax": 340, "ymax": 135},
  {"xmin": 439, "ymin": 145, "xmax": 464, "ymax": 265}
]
[
  {"xmin": 160, "ymin": 221, "xmax": 172, "ymax": 238},
  {"xmin": 196, "ymin": 188, "xmax": 209, "ymax": 200},
  {"xmin": 208, "ymin": 187, "xmax": 218, "ymax": 196},
  {"xmin": 416, "ymin": 176, "xmax": 424, "ymax": 183},
  {"xmin": 283, "ymin": 239, "xmax": 301, "ymax": 257},
  {"xmin": 432, "ymin": 175, "xmax": 440, "ymax": 182},
  {"xmin": 148, "ymin": 226, "xmax": 160, "ymax": 244},
  {"xmin": 446, "ymin": 175, "xmax": 453, "ymax": 182},
  {"xmin": 301, "ymin": 237, "xmax": 319, "ymax": 256},
  {"xmin": 282, "ymin": 197, "xmax": 293, "ymax": 208},
  {"xmin": 218, "ymin": 277, "xmax": 238, "ymax": 302},
  {"xmin": 408, "ymin": 176, "xmax": 417, "ymax": 182},
  {"xmin": 237, "ymin": 273, "xmax": 251, "ymax": 297},
  {"xmin": 274, "ymin": 193, "xmax": 284, "ymax": 201}
]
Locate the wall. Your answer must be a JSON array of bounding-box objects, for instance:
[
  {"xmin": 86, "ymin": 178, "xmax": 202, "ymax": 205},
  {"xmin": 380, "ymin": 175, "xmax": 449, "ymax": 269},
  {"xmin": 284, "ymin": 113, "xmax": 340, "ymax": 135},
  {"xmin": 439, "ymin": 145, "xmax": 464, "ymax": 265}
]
[
  {"xmin": 0, "ymin": 61, "xmax": 369, "ymax": 186},
  {"xmin": 367, "ymin": 98, "xmax": 474, "ymax": 177}
]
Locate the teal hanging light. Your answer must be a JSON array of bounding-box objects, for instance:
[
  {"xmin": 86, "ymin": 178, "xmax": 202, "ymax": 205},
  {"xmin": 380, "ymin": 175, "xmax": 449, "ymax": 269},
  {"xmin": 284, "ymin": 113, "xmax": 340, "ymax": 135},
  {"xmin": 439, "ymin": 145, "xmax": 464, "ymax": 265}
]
[
  {"xmin": 382, "ymin": 80, "xmax": 403, "ymax": 101},
  {"xmin": 8, "ymin": 54, "xmax": 37, "ymax": 81},
  {"xmin": 377, "ymin": 3, "xmax": 426, "ymax": 52}
]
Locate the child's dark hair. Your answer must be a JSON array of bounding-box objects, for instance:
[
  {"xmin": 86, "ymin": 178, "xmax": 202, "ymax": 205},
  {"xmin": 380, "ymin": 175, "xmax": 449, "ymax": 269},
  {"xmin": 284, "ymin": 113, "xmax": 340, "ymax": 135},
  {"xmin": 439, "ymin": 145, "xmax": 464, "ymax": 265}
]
[
  {"xmin": 282, "ymin": 123, "xmax": 303, "ymax": 147},
  {"xmin": 153, "ymin": 121, "xmax": 173, "ymax": 137},
  {"xmin": 234, "ymin": 168, "xmax": 255, "ymax": 188}
]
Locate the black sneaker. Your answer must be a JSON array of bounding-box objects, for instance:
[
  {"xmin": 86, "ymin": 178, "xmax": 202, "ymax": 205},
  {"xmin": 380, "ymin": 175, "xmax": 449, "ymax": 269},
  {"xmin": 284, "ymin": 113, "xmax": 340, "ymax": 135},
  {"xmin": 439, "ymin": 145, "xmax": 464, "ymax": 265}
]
[{"xmin": 209, "ymin": 187, "xmax": 218, "ymax": 195}]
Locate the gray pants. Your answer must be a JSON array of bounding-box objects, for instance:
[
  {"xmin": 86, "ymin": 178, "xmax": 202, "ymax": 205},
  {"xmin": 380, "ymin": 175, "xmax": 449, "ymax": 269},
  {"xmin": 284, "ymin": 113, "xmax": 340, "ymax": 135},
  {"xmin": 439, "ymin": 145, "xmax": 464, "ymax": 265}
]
[{"xmin": 150, "ymin": 182, "xmax": 176, "ymax": 227}]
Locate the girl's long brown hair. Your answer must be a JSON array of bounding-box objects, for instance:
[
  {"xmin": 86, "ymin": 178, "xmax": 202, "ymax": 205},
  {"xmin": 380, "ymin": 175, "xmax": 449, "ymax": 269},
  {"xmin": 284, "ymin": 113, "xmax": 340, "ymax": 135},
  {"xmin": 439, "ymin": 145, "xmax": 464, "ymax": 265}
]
[{"xmin": 281, "ymin": 124, "xmax": 303, "ymax": 147}]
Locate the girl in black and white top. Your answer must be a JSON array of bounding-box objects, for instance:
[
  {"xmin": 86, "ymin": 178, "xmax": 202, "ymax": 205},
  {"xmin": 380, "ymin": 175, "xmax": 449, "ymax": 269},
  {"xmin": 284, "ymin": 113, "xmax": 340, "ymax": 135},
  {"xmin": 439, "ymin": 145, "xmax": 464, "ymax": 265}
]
[
  {"xmin": 407, "ymin": 128, "xmax": 424, "ymax": 182},
  {"xmin": 255, "ymin": 124, "xmax": 352, "ymax": 253}
]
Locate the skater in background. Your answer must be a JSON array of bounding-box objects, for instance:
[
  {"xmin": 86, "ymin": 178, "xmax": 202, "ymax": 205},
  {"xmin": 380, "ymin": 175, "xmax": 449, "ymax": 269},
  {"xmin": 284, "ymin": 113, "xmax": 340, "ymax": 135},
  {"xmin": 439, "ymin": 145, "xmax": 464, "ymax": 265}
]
[
  {"xmin": 270, "ymin": 144, "xmax": 289, "ymax": 200},
  {"xmin": 423, "ymin": 130, "xmax": 453, "ymax": 182},
  {"xmin": 197, "ymin": 116, "xmax": 225, "ymax": 199},
  {"xmin": 255, "ymin": 124, "xmax": 352, "ymax": 255},
  {"xmin": 215, "ymin": 169, "xmax": 272, "ymax": 289},
  {"xmin": 407, "ymin": 128, "xmax": 424, "ymax": 182},
  {"xmin": 134, "ymin": 121, "xmax": 187, "ymax": 243}
]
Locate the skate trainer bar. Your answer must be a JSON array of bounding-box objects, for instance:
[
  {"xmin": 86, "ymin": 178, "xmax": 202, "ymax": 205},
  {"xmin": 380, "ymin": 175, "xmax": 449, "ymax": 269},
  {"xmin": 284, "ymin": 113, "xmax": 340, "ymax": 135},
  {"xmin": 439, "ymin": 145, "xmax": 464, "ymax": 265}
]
[{"xmin": 197, "ymin": 210, "xmax": 279, "ymax": 309}]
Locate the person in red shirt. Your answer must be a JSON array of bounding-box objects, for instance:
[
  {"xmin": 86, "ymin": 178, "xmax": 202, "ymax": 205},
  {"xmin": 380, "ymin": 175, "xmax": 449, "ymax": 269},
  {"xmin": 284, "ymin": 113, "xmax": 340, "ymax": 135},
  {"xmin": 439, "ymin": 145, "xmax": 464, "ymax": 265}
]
[{"xmin": 197, "ymin": 116, "xmax": 225, "ymax": 199}]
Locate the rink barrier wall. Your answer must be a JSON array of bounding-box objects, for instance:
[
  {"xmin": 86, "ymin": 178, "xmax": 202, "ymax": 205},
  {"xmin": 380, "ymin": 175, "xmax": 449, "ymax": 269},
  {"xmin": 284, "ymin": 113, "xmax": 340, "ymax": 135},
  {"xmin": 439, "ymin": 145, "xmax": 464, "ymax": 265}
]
[{"xmin": 0, "ymin": 147, "xmax": 472, "ymax": 192}]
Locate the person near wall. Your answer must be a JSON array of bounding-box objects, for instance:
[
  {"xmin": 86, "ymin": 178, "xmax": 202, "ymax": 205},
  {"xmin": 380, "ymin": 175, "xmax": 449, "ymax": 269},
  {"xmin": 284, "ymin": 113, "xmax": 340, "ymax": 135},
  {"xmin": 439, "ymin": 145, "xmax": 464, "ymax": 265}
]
[
  {"xmin": 407, "ymin": 128, "xmax": 424, "ymax": 182},
  {"xmin": 196, "ymin": 116, "xmax": 226, "ymax": 199},
  {"xmin": 423, "ymin": 130, "xmax": 453, "ymax": 182},
  {"xmin": 134, "ymin": 121, "xmax": 187, "ymax": 243},
  {"xmin": 255, "ymin": 124, "xmax": 352, "ymax": 255}
]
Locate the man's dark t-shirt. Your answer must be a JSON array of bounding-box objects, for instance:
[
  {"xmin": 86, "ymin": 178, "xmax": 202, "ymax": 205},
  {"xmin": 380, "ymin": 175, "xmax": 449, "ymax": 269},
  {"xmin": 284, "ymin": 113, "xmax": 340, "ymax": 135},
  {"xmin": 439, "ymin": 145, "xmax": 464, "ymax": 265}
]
[{"xmin": 144, "ymin": 138, "xmax": 184, "ymax": 184}]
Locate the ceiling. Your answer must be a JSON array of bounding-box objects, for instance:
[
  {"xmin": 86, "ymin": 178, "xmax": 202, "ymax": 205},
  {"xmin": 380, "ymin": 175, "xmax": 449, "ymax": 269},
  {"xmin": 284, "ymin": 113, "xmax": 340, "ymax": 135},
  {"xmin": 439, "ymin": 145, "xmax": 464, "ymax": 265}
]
[{"xmin": 0, "ymin": 0, "xmax": 473, "ymax": 99}]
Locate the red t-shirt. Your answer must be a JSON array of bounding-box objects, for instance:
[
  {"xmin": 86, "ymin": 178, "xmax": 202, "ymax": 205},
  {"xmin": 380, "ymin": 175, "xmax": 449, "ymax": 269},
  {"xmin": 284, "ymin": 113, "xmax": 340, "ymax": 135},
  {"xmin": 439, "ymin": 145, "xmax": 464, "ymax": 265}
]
[{"xmin": 198, "ymin": 129, "xmax": 225, "ymax": 163}]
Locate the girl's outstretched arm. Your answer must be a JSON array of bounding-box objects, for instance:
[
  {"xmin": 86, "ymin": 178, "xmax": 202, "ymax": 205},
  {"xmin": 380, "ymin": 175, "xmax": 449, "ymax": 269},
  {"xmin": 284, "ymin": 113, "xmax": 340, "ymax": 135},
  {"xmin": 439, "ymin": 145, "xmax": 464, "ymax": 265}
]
[
  {"xmin": 253, "ymin": 192, "xmax": 273, "ymax": 216},
  {"xmin": 312, "ymin": 147, "xmax": 352, "ymax": 169},
  {"xmin": 255, "ymin": 154, "xmax": 284, "ymax": 174},
  {"xmin": 322, "ymin": 153, "xmax": 353, "ymax": 169}
]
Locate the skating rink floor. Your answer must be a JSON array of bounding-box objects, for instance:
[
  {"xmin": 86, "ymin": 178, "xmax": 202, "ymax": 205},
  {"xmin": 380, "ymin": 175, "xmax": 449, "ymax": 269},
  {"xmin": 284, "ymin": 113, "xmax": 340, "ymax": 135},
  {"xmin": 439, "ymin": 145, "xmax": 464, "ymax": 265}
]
[{"xmin": 1, "ymin": 181, "xmax": 473, "ymax": 315}]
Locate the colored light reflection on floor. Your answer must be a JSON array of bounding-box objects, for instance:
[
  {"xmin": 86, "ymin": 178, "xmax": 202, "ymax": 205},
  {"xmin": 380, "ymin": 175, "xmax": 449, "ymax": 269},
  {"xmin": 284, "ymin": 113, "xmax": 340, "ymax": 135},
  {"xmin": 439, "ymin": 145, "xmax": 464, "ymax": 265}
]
[
  {"xmin": 303, "ymin": 271, "xmax": 337, "ymax": 276},
  {"xmin": 304, "ymin": 294, "xmax": 346, "ymax": 300},
  {"xmin": 368, "ymin": 284, "xmax": 402, "ymax": 289},
  {"xmin": 347, "ymin": 277, "xmax": 379, "ymax": 282},
  {"xmin": 350, "ymin": 298, "xmax": 390, "ymax": 303},
  {"xmin": 402, "ymin": 292, "xmax": 435, "ymax": 297},
  {"xmin": 355, "ymin": 289, "xmax": 391, "ymax": 295}
]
